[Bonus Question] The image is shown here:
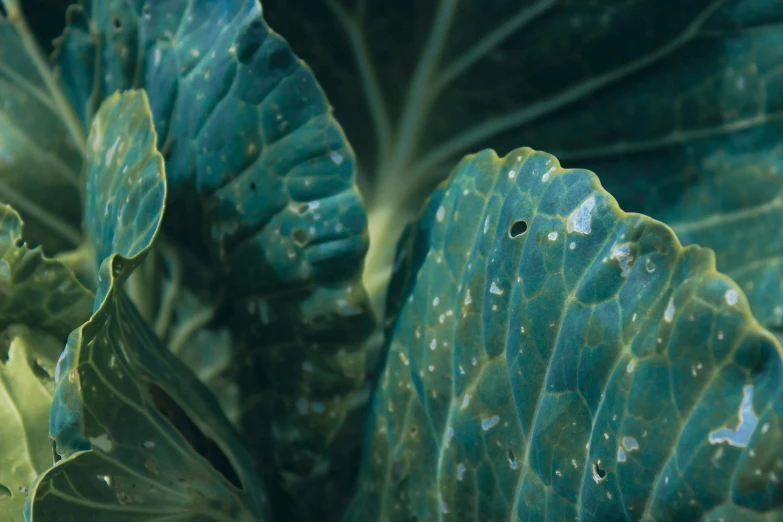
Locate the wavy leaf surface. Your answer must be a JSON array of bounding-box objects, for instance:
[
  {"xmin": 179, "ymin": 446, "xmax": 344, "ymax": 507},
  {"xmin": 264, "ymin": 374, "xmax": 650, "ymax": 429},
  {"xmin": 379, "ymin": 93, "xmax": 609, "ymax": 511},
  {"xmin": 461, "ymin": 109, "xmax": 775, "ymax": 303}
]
[
  {"xmin": 28, "ymin": 90, "xmax": 269, "ymax": 522},
  {"xmin": 347, "ymin": 147, "xmax": 783, "ymax": 521},
  {"xmin": 0, "ymin": 204, "xmax": 92, "ymax": 521},
  {"xmin": 54, "ymin": 5, "xmax": 374, "ymax": 509},
  {"xmin": 264, "ymin": 0, "xmax": 783, "ymax": 331}
]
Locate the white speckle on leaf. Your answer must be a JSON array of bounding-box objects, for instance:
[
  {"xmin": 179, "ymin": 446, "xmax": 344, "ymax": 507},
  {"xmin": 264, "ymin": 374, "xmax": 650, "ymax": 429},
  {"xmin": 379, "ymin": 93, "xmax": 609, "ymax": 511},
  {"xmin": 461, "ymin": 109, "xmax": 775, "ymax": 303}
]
[
  {"xmin": 542, "ymin": 172, "xmax": 550, "ymax": 182},
  {"xmin": 457, "ymin": 463, "xmax": 466, "ymax": 480},
  {"xmin": 98, "ymin": 474, "xmax": 112, "ymax": 487},
  {"xmin": 725, "ymin": 289, "xmax": 738, "ymax": 305},
  {"xmin": 438, "ymin": 492, "xmax": 448, "ymax": 514},
  {"xmin": 569, "ymin": 241, "xmax": 576, "ymax": 250},
  {"xmin": 90, "ymin": 434, "xmax": 113, "ymax": 452},
  {"xmin": 484, "ymin": 216, "xmax": 490, "ymax": 234},
  {"xmin": 708, "ymin": 384, "xmax": 757, "ymax": 447},
  {"xmin": 664, "ymin": 297, "xmax": 675, "ymax": 323},
  {"xmin": 446, "ymin": 427, "xmax": 454, "ymax": 442},
  {"xmin": 330, "ymin": 151, "xmax": 343, "ymax": 165},
  {"xmin": 428, "ymin": 365, "xmax": 435, "ymax": 372},
  {"xmin": 464, "ymin": 289, "xmax": 472, "ymax": 305},
  {"xmin": 482, "ymin": 416, "xmax": 500, "ymax": 430},
  {"xmin": 436, "ymin": 206, "xmax": 445, "ymax": 222},
  {"xmin": 490, "ymin": 282, "xmax": 503, "ymax": 295},
  {"xmin": 548, "ymin": 231, "xmax": 558, "ymax": 241},
  {"xmin": 566, "ymin": 196, "xmax": 595, "ymax": 235},
  {"xmin": 617, "ymin": 447, "xmax": 627, "ymax": 462},
  {"xmin": 717, "ymin": 331, "xmax": 724, "ymax": 340},
  {"xmin": 508, "ymin": 170, "xmax": 516, "ymax": 179},
  {"xmin": 105, "ymin": 137, "xmax": 120, "ymax": 165},
  {"xmin": 622, "ymin": 437, "xmax": 639, "ymax": 453},
  {"xmin": 762, "ymin": 423, "xmax": 770, "ymax": 434},
  {"xmin": 430, "ymin": 339, "xmax": 437, "ymax": 350},
  {"xmin": 153, "ymin": 48, "xmax": 162, "ymax": 67},
  {"xmin": 610, "ymin": 243, "xmax": 634, "ymax": 277},
  {"xmin": 433, "ymin": 297, "xmax": 440, "ymax": 307},
  {"xmin": 142, "ymin": 440, "xmax": 155, "ymax": 449}
]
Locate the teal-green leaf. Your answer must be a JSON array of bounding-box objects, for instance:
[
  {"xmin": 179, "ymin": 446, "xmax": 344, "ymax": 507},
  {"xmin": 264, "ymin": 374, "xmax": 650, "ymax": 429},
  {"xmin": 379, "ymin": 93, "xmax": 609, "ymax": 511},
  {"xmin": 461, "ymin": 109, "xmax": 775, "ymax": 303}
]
[
  {"xmin": 504, "ymin": 1, "xmax": 783, "ymax": 340},
  {"xmin": 347, "ymin": 147, "xmax": 783, "ymax": 521},
  {"xmin": 0, "ymin": 2, "xmax": 84, "ymax": 254},
  {"xmin": 264, "ymin": 0, "xmax": 783, "ymax": 333},
  {"xmin": 53, "ymin": 1, "xmax": 374, "ymax": 510},
  {"xmin": 32, "ymin": 90, "xmax": 269, "ymax": 522}
]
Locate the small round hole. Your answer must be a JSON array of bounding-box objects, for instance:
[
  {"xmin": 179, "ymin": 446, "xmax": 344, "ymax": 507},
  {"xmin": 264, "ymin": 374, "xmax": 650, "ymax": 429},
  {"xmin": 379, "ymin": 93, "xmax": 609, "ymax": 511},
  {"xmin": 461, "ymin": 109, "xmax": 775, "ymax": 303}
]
[
  {"xmin": 112, "ymin": 16, "xmax": 122, "ymax": 30},
  {"xmin": 508, "ymin": 220, "xmax": 528, "ymax": 238},
  {"xmin": 291, "ymin": 228, "xmax": 310, "ymax": 247},
  {"xmin": 250, "ymin": 182, "xmax": 257, "ymax": 191},
  {"xmin": 592, "ymin": 461, "xmax": 606, "ymax": 481}
]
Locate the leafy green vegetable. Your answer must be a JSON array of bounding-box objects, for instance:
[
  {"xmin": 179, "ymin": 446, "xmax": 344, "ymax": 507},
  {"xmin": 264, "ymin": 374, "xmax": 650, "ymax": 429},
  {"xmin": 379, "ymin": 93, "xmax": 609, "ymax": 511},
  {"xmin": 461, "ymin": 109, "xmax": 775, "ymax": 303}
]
[
  {"xmin": 347, "ymin": 148, "xmax": 783, "ymax": 521},
  {"xmin": 0, "ymin": 331, "xmax": 57, "ymax": 522},
  {"xmin": 0, "ymin": 1, "xmax": 83, "ymax": 254},
  {"xmin": 0, "ymin": 0, "xmax": 781, "ymax": 520},
  {"xmin": 0, "ymin": 205, "xmax": 92, "ymax": 337},
  {"xmin": 30, "ymin": 90, "xmax": 269, "ymax": 522},
  {"xmin": 264, "ymin": 0, "xmax": 783, "ymax": 331},
  {"xmin": 0, "ymin": 203, "xmax": 92, "ymax": 520},
  {"xmin": 52, "ymin": 0, "xmax": 376, "ymax": 510}
]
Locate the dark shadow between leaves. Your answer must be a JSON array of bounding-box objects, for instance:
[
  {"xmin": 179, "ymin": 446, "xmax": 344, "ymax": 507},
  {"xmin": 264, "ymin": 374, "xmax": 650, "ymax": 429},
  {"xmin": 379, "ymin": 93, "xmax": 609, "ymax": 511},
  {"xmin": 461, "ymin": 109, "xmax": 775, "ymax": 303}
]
[{"xmin": 147, "ymin": 381, "xmax": 243, "ymax": 489}]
